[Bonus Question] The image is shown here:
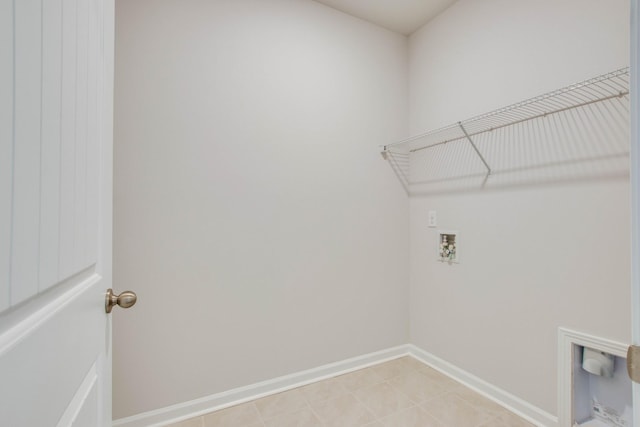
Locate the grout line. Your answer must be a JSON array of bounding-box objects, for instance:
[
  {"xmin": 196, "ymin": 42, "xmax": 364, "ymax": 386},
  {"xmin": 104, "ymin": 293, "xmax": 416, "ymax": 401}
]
[
  {"xmin": 349, "ymin": 383, "xmax": 384, "ymax": 423},
  {"xmin": 303, "ymin": 399, "xmax": 325, "ymax": 426}
]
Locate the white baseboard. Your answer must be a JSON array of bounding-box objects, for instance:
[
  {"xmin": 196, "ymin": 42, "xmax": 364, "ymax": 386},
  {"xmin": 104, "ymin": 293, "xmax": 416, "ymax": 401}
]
[
  {"xmin": 112, "ymin": 345, "xmax": 410, "ymax": 427},
  {"xmin": 114, "ymin": 343, "xmax": 559, "ymax": 427},
  {"xmin": 408, "ymin": 344, "xmax": 558, "ymax": 427}
]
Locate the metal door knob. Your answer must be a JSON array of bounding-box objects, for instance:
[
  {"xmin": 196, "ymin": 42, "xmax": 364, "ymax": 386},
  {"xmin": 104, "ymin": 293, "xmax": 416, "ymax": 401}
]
[{"xmin": 105, "ymin": 289, "xmax": 137, "ymax": 313}]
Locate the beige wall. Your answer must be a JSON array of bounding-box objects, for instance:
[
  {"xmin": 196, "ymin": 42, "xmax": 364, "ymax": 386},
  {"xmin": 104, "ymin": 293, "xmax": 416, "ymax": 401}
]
[
  {"xmin": 113, "ymin": 0, "xmax": 409, "ymax": 419},
  {"xmin": 408, "ymin": 0, "xmax": 631, "ymax": 416}
]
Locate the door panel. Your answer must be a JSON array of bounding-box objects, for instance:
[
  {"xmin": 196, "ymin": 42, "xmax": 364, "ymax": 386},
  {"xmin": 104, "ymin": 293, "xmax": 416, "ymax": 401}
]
[
  {"xmin": 74, "ymin": 0, "xmax": 89, "ymax": 275},
  {"xmin": 632, "ymin": 0, "xmax": 640, "ymax": 422},
  {"xmin": 3, "ymin": 0, "xmax": 102, "ymax": 308},
  {"xmin": 0, "ymin": 0, "xmax": 12, "ymax": 311},
  {"xmin": 85, "ymin": 0, "xmax": 101, "ymax": 270},
  {"xmin": 59, "ymin": 0, "xmax": 79, "ymax": 282},
  {"xmin": 58, "ymin": 362, "xmax": 99, "ymax": 427},
  {"xmin": 0, "ymin": 0, "xmax": 114, "ymax": 424},
  {"xmin": 12, "ymin": 0, "xmax": 42, "ymax": 305},
  {"xmin": 0, "ymin": 274, "xmax": 106, "ymax": 426},
  {"xmin": 40, "ymin": 0, "xmax": 64, "ymax": 292}
]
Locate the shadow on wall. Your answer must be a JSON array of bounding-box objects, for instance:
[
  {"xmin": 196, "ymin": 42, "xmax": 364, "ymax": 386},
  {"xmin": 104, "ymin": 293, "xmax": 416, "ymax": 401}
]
[{"xmin": 385, "ymin": 73, "xmax": 630, "ymax": 196}]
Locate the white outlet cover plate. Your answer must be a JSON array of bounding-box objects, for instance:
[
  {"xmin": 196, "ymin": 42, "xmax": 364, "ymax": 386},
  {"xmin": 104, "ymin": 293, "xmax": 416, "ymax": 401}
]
[{"xmin": 428, "ymin": 211, "xmax": 437, "ymax": 227}]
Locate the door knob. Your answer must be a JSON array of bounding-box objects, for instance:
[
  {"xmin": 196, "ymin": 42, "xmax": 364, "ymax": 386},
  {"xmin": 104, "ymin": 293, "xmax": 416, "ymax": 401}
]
[{"xmin": 105, "ymin": 289, "xmax": 137, "ymax": 313}]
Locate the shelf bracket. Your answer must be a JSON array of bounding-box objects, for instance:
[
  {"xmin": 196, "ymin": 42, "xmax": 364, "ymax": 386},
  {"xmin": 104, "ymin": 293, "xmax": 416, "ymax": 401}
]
[{"xmin": 458, "ymin": 122, "xmax": 491, "ymax": 175}]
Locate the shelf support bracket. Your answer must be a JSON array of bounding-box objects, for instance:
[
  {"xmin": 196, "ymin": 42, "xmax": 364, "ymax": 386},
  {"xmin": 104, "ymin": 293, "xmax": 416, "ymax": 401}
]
[{"xmin": 458, "ymin": 122, "xmax": 491, "ymax": 175}]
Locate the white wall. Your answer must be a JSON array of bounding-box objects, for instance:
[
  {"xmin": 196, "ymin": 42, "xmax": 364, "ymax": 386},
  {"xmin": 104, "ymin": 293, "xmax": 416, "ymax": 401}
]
[
  {"xmin": 113, "ymin": 0, "xmax": 409, "ymax": 419},
  {"xmin": 408, "ymin": 0, "xmax": 630, "ymax": 417}
]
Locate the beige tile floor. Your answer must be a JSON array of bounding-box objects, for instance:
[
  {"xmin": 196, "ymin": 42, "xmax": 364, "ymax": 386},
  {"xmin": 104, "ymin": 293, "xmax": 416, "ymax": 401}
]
[{"xmin": 167, "ymin": 356, "xmax": 534, "ymax": 427}]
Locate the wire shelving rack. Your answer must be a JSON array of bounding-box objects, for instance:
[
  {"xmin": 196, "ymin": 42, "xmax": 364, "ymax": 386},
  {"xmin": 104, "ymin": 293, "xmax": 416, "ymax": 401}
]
[{"xmin": 382, "ymin": 67, "xmax": 630, "ymax": 193}]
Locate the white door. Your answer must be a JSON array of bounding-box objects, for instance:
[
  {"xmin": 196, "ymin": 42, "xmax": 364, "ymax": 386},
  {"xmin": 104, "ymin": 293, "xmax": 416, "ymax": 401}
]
[
  {"xmin": 632, "ymin": 0, "xmax": 640, "ymax": 424},
  {"xmin": 0, "ymin": 0, "xmax": 118, "ymax": 425}
]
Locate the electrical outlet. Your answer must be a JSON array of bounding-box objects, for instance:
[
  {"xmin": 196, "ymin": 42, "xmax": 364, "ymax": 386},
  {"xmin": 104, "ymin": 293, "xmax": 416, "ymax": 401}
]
[{"xmin": 428, "ymin": 211, "xmax": 437, "ymax": 227}]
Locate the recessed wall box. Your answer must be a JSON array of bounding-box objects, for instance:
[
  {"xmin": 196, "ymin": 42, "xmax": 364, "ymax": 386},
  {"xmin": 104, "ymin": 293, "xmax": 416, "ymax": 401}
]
[{"xmin": 438, "ymin": 230, "xmax": 458, "ymax": 263}]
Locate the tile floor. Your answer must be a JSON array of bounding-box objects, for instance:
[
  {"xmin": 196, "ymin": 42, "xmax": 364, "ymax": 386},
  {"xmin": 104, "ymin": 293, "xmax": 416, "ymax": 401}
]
[{"xmin": 167, "ymin": 356, "xmax": 534, "ymax": 427}]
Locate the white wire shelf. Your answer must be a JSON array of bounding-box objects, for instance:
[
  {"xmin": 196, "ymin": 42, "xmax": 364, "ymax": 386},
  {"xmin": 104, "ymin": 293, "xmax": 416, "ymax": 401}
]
[{"xmin": 382, "ymin": 67, "xmax": 630, "ymax": 193}]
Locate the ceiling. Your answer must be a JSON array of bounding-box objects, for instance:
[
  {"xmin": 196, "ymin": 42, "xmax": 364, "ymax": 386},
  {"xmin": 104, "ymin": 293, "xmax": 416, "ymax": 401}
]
[{"xmin": 313, "ymin": 0, "xmax": 458, "ymax": 35}]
